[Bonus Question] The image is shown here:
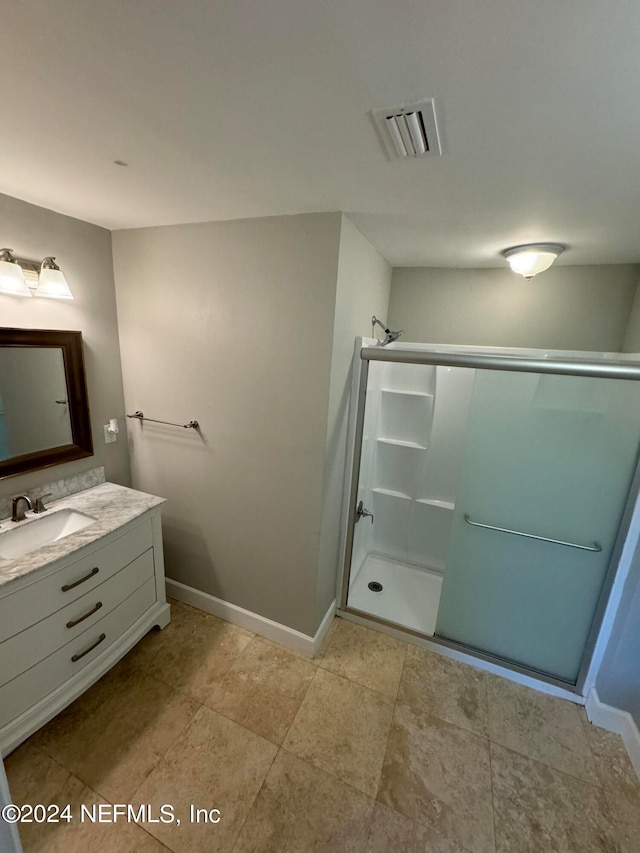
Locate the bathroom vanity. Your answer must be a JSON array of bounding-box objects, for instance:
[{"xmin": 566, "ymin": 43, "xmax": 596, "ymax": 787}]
[{"xmin": 0, "ymin": 482, "xmax": 169, "ymax": 756}]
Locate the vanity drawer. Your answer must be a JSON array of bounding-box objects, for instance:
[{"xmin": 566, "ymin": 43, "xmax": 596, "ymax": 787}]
[
  {"xmin": 0, "ymin": 549, "xmax": 154, "ymax": 687},
  {"xmin": 0, "ymin": 576, "xmax": 156, "ymax": 729},
  {"xmin": 0, "ymin": 519, "xmax": 153, "ymax": 643}
]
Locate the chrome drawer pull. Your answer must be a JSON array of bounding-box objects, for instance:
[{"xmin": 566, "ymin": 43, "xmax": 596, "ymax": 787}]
[
  {"xmin": 464, "ymin": 514, "xmax": 602, "ymax": 552},
  {"xmin": 71, "ymin": 633, "xmax": 106, "ymax": 662},
  {"xmin": 61, "ymin": 566, "xmax": 99, "ymax": 592},
  {"xmin": 66, "ymin": 602, "xmax": 103, "ymax": 629}
]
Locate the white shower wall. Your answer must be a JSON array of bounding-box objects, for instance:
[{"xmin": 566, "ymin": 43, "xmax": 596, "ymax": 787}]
[{"xmin": 351, "ymin": 359, "xmax": 475, "ymax": 581}]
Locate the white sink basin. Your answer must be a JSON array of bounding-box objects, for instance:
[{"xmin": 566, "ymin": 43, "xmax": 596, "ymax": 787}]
[{"xmin": 0, "ymin": 509, "xmax": 97, "ymax": 559}]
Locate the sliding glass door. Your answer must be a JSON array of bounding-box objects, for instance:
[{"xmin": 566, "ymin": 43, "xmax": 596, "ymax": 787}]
[{"xmin": 435, "ymin": 369, "xmax": 640, "ymax": 683}]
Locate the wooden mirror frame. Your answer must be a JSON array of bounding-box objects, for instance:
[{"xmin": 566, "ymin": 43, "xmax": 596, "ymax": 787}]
[{"xmin": 0, "ymin": 328, "xmax": 93, "ymax": 479}]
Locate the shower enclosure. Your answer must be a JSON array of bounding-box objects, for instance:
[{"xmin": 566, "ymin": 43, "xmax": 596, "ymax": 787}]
[{"xmin": 339, "ymin": 340, "xmax": 640, "ymax": 691}]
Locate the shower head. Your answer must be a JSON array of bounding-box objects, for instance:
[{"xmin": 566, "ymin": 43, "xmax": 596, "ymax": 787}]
[
  {"xmin": 384, "ymin": 328, "xmax": 405, "ymax": 345},
  {"xmin": 372, "ymin": 316, "xmax": 405, "ymax": 347}
]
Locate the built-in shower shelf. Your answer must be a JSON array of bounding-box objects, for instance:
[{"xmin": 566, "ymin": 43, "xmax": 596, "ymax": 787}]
[
  {"xmin": 417, "ymin": 497, "xmax": 455, "ymax": 511},
  {"xmin": 377, "ymin": 437, "xmax": 427, "ymax": 450},
  {"xmin": 379, "ymin": 389, "xmax": 434, "ymax": 447},
  {"xmin": 372, "ymin": 487, "xmax": 412, "ymax": 500},
  {"xmin": 381, "ymin": 389, "xmax": 434, "ymax": 398}
]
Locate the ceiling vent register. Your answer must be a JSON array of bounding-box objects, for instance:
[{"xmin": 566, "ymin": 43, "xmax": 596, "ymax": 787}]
[{"xmin": 372, "ymin": 99, "xmax": 442, "ymax": 160}]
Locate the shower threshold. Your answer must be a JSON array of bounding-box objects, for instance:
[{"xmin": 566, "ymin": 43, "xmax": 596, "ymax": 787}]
[{"xmin": 347, "ymin": 553, "xmax": 443, "ymax": 636}]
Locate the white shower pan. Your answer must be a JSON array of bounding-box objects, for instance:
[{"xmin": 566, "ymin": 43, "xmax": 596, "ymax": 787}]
[{"xmin": 348, "ymin": 553, "xmax": 442, "ymax": 636}]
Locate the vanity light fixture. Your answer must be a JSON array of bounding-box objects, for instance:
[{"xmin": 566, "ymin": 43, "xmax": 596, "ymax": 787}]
[
  {"xmin": 0, "ymin": 249, "xmax": 32, "ymax": 297},
  {"xmin": 35, "ymin": 257, "xmax": 74, "ymax": 300},
  {"xmin": 0, "ymin": 250, "xmax": 74, "ymax": 300},
  {"xmin": 502, "ymin": 243, "xmax": 565, "ymax": 280}
]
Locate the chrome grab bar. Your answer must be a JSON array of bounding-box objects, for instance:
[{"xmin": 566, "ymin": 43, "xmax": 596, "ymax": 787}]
[{"xmin": 464, "ymin": 514, "xmax": 602, "ymax": 552}]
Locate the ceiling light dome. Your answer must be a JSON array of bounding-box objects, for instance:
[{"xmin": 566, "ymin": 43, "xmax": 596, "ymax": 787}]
[{"xmin": 502, "ymin": 243, "xmax": 565, "ymax": 280}]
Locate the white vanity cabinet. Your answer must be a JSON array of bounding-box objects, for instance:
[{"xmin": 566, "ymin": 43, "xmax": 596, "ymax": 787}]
[{"xmin": 0, "ymin": 492, "xmax": 169, "ymax": 757}]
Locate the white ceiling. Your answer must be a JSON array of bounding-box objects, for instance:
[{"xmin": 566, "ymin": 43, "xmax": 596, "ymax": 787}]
[{"xmin": 3, "ymin": 1, "xmax": 640, "ymax": 267}]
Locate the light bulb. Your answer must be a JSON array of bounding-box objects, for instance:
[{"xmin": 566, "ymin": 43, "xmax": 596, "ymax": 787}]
[
  {"xmin": 503, "ymin": 244, "xmax": 565, "ymax": 280},
  {"xmin": 35, "ymin": 257, "xmax": 74, "ymax": 300},
  {"xmin": 0, "ymin": 249, "xmax": 31, "ymax": 297}
]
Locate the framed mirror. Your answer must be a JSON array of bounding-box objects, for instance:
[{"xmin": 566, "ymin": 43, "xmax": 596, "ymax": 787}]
[{"xmin": 0, "ymin": 328, "xmax": 93, "ymax": 478}]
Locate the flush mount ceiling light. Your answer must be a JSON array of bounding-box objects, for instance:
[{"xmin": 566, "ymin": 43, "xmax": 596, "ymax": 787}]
[
  {"xmin": 35, "ymin": 257, "xmax": 74, "ymax": 300},
  {"xmin": 0, "ymin": 249, "xmax": 74, "ymax": 300},
  {"xmin": 0, "ymin": 248, "xmax": 32, "ymax": 297},
  {"xmin": 502, "ymin": 243, "xmax": 565, "ymax": 280}
]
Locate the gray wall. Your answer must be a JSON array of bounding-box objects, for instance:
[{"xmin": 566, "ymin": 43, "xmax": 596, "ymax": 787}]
[
  {"xmin": 389, "ymin": 265, "xmax": 640, "ymax": 351},
  {"xmin": 0, "ymin": 192, "xmax": 130, "ymax": 501},
  {"xmin": 597, "ymin": 546, "xmax": 640, "ymax": 726},
  {"xmin": 622, "ymin": 284, "xmax": 640, "ymax": 352},
  {"xmin": 113, "ymin": 213, "xmax": 343, "ymax": 636},
  {"xmin": 316, "ymin": 216, "xmax": 391, "ymax": 624}
]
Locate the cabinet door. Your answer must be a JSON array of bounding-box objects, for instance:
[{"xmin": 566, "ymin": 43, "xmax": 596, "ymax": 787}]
[{"xmin": 435, "ymin": 370, "xmax": 640, "ymax": 683}]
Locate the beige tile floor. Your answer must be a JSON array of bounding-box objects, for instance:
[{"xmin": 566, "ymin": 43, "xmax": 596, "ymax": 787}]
[{"xmin": 5, "ymin": 601, "xmax": 640, "ymax": 852}]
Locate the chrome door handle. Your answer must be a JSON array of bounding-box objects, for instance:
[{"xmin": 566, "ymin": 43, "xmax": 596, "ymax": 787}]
[
  {"xmin": 356, "ymin": 500, "xmax": 374, "ymax": 524},
  {"xmin": 464, "ymin": 514, "xmax": 602, "ymax": 552}
]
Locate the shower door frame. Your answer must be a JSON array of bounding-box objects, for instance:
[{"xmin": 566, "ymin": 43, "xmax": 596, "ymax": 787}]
[{"xmin": 338, "ymin": 342, "xmax": 640, "ymax": 697}]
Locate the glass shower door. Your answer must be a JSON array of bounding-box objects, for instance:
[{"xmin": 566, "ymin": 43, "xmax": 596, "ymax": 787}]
[{"xmin": 435, "ymin": 369, "xmax": 640, "ymax": 684}]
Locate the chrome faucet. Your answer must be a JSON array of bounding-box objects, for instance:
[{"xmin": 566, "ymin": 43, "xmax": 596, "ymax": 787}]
[
  {"xmin": 11, "ymin": 495, "xmax": 33, "ymax": 523},
  {"xmin": 355, "ymin": 500, "xmax": 374, "ymax": 524}
]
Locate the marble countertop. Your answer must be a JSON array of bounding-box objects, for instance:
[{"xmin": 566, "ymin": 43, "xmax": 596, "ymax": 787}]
[{"xmin": 0, "ymin": 482, "xmax": 165, "ymax": 589}]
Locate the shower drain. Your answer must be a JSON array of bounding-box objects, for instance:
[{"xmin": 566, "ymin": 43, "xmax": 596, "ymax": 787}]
[{"xmin": 368, "ymin": 581, "xmax": 383, "ymax": 592}]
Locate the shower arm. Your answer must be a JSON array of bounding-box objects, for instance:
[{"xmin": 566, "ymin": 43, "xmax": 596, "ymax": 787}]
[
  {"xmin": 371, "ymin": 316, "xmax": 404, "ymax": 346},
  {"xmin": 371, "ymin": 316, "xmax": 391, "ymax": 336}
]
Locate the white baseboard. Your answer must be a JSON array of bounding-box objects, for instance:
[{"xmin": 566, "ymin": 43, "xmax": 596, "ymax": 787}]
[
  {"xmin": 313, "ymin": 598, "xmax": 336, "ymax": 656},
  {"xmin": 585, "ymin": 688, "xmax": 640, "ymax": 780},
  {"xmin": 166, "ymin": 578, "xmax": 335, "ymax": 658}
]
